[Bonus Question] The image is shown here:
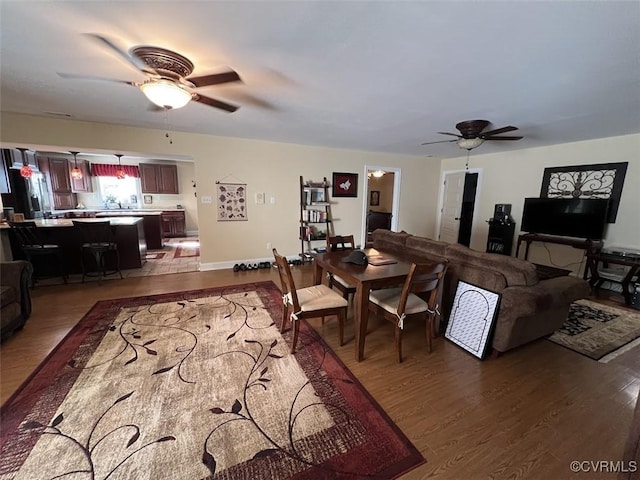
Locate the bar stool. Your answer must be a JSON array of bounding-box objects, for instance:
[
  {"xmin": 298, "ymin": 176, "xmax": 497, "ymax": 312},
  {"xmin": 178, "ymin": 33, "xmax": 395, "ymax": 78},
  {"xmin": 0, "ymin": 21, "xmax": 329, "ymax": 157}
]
[
  {"xmin": 72, "ymin": 220, "xmax": 123, "ymax": 283},
  {"xmin": 8, "ymin": 221, "xmax": 68, "ymax": 286}
]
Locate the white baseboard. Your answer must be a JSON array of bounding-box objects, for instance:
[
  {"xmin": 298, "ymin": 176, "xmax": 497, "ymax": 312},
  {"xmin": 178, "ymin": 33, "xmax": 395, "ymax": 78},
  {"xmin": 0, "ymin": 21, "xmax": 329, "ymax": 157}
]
[{"xmin": 199, "ymin": 254, "xmax": 301, "ymax": 271}]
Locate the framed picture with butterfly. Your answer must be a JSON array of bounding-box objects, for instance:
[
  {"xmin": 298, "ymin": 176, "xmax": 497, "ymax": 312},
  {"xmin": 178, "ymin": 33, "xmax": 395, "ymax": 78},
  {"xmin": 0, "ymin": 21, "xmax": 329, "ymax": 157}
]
[{"xmin": 332, "ymin": 172, "xmax": 358, "ymax": 198}]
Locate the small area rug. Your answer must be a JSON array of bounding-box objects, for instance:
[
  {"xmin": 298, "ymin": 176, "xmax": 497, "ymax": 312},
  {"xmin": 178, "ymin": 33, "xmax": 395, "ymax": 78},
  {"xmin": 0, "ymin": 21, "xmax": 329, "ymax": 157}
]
[
  {"xmin": 0, "ymin": 281, "xmax": 424, "ymax": 479},
  {"xmin": 172, "ymin": 239, "xmax": 200, "ymax": 258},
  {"xmin": 548, "ymin": 299, "xmax": 640, "ymax": 362}
]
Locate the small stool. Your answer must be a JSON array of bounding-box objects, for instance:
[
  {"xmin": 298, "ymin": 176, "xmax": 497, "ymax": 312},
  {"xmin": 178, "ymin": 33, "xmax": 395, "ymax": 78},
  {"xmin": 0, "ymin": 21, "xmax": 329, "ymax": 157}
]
[
  {"xmin": 8, "ymin": 221, "xmax": 67, "ymax": 286},
  {"xmin": 72, "ymin": 221, "xmax": 123, "ymax": 283}
]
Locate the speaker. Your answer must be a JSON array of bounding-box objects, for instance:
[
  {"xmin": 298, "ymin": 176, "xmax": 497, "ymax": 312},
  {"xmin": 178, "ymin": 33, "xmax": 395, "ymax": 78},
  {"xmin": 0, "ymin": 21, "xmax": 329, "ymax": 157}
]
[{"xmin": 493, "ymin": 203, "xmax": 511, "ymax": 218}]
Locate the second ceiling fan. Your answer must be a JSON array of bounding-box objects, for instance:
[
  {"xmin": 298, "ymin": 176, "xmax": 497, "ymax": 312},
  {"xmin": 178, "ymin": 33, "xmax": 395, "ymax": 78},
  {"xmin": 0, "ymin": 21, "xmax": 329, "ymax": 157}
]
[
  {"xmin": 422, "ymin": 120, "xmax": 523, "ymax": 151},
  {"xmin": 59, "ymin": 34, "xmax": 242, "ymax": 112}
]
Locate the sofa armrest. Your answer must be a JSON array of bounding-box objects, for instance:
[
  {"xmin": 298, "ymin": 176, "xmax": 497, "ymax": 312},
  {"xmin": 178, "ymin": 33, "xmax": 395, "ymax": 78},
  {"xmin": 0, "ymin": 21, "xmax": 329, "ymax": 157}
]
[{"xmin": 1, "ymin": 261, "xmax": 33, "ymax": 319}]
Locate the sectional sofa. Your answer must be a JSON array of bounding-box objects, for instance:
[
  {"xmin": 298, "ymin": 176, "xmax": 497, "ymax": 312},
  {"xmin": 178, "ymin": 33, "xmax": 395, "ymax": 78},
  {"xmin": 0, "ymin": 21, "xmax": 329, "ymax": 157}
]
[{"xmin": 371, "ymin": 229, "xmax": 590, "ymax": 354}]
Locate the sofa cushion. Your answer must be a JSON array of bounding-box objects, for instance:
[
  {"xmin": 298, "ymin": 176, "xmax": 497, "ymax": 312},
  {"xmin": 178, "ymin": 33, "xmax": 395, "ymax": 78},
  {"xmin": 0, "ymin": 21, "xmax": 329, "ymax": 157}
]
[
  {"xmin": 372, "ymin": 229, "xmax": 410, "ymax": 251},
  {"xmin": 445, "ymin": 244, "xmax": 538, "ymax": 287},
  {"xmin": 1, "ymin": 285, "xmax": 16, "ymax": 309},
  {"xmin": 405, "ymin": 236, "xmax": 448, "ymax": 260}
]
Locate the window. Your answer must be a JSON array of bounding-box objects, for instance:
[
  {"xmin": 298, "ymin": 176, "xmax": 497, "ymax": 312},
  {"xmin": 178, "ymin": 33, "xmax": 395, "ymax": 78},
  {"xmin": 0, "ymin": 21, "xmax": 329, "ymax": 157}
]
[{"xmin": 97, "ymin": 176, "xmax": 139, "ymax": 207}]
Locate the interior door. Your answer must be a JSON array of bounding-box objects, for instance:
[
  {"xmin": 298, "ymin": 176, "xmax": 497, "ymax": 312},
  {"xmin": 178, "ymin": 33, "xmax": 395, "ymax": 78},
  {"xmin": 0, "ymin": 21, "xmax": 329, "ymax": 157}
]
[{"xmin": 438, "ymin": 171, "xmax": 466, "ymax": 244}]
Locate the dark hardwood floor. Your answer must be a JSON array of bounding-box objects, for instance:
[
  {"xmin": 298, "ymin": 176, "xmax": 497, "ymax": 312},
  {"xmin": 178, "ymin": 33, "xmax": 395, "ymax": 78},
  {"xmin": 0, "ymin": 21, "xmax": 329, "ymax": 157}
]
[{"xmin": 2, "ymin": 265, "xmax": 638, "ymax": 479}]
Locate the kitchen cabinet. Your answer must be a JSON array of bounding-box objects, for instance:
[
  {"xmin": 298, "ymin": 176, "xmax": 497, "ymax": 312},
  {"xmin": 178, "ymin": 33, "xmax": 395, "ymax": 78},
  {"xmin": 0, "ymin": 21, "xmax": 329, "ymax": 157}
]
[
  {"xmin": 39, "ymin": 157, "xmax": 77, "ymax": 210},
  {"xmin": 140, "ymin": 163, "xmax": 179, "ymax": 194},
  {"xmin": 69, "ymin": 158, "xmax": 93, "ymax": 193},
  {"xmin": 161, "ymin": 210, "xmax": 186, "ymax": 237}
]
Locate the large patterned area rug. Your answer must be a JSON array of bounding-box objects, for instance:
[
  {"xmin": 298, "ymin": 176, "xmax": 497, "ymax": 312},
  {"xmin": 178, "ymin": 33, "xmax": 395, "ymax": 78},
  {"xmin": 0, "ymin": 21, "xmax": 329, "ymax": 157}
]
[
  {"xmin": 0, "ymin": 281, "xmax": 424, "ymax": 479},
  {"xmin": 548, "ymin": 299, "xmax": 640, "ymax": 362}
]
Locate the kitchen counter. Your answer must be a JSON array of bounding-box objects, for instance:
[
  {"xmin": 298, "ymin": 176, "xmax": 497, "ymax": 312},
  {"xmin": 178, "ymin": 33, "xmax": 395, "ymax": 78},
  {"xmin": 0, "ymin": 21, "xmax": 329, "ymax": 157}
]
[
  {"xmin": 0, "ymin": 217, "xmax": 144, "ymax": 229},
  {"xmin": 4, "ymin": 217, "xmax": 147, "ymax": 272},
  {"xmin": 96, "ymin": 213, "xmax": 163, "ymax": 249}
]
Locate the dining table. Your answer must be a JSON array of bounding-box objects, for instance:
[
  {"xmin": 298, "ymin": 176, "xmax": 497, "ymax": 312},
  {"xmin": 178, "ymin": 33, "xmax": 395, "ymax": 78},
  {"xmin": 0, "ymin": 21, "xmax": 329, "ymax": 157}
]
[{"xmin": 312, "ymin": 248, "xmax": 413, "ymax": 361}]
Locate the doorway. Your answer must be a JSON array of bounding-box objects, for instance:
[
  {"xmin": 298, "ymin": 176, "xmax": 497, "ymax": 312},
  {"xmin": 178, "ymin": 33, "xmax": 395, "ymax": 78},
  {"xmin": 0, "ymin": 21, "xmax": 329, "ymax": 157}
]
[
  {"xmin": 361, "ymin": 166, "xmax": 401, "ymax": 247},
  {"xmin": 437, "ymin": 169, "xmax": 481, "ymax": 246}
]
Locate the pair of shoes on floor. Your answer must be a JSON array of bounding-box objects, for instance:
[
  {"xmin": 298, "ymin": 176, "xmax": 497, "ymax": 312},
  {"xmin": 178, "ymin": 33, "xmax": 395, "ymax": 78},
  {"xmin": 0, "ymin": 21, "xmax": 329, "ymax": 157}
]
[{"xmin": 233, "ymin": 262, "xmax": 272, "ymax": 272}]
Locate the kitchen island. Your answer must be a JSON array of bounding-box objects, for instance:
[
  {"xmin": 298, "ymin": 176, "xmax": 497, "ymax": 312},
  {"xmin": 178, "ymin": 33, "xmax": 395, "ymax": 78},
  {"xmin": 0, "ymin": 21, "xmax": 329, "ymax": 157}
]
[{"xmin": 3, "ymin": 217, "xmax": 147, "ymax": 274}]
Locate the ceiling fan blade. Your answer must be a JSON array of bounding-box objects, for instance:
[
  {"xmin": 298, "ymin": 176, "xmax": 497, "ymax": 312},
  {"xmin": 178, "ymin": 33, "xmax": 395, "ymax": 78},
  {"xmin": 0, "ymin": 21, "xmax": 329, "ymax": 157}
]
[
  {"xmin": 193, "ymin": 94, "xmax": 238, "ymax": 113},
  {"xmin": 437, "ymin": 132, "xmax": 461, "ymax": 137},
  {"xmin": 188, "ymin": 71, "xmax": 241, "ymax": 88},
  {"xmin": 480, "ymin": 125, "xmax": 518, "ymax": 137},
  {"xmin": 483, "ymin": 136, "xmax": 523, "ymax": 141},
  {"xmin": 57, "ymin": 72, "xmax": 137, "ymax": 86},
  {"xmin": 85, "ymin": 34, "xmax": 157, "ymax": 75},
  {"xmin": 421, "ymin": 139, "xmax": 457, "ymax": 145}
]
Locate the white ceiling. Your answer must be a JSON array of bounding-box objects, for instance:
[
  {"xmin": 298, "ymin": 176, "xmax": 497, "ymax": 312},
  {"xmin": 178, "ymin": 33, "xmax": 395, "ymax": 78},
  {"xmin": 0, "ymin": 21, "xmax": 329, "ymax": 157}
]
[{"xmin": 1, "ymin": 1, "xmax": 639, "ymax": 159}]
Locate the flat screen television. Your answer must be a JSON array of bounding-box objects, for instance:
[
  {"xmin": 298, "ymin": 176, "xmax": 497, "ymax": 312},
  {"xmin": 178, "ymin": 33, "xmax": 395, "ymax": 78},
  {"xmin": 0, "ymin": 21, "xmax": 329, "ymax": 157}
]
[{"xmin": 521, "ymin": 198, "xmax": 609, "ymax": 239}]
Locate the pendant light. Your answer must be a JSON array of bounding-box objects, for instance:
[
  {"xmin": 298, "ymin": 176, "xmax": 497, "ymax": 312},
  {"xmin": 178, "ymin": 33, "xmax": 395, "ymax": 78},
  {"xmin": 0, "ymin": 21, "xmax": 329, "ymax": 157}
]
[
  {"xmin": 17, "ymin": 148, "xmax": 33, "ymax": 178},
  {"xmin": 115, "ymin": 154, "xmax": 126, "ymax": 179},
  {"xmin": 70, "ymin": 151, "xmax": 83, "ymax": 180}
]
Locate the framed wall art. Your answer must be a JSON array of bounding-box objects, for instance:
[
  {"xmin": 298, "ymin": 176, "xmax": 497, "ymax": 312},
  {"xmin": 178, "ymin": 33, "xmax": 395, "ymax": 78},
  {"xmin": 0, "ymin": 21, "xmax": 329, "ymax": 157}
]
[
  {"xmin": 216, "ymin": 183, "xmax": 247, "ymax": 221},
  {"xmin": 332, "ymin": 172, "xmax": 358, "ymax": 198},
  {"xmin": 540, "ymin": 162, "xmax": 628, "ymax": 222},
  {"xmin": 444, "ymin": 281, "xmax": 501, "ymax": 360},
  {"xmin": 370, "ymin": 190, "xmax": 380, "ymax": 206}
]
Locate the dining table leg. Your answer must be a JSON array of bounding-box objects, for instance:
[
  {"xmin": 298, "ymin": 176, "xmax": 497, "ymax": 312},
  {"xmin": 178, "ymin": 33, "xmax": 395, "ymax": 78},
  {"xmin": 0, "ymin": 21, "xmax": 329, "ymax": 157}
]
[
  {"xmin": 313, "ymin": 261, "xmax": 323, "ymax": 285},
  {"xmin": 354, "ymin": 282, "xmax": 371, "ymax": 361}
]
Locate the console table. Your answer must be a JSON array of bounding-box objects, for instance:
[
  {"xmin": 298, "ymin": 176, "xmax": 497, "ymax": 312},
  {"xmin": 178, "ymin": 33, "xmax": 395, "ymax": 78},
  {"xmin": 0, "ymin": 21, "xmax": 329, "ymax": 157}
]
[
  {"xmin": 515, "ymin": 233, "xmax": 603, "ymax": 267},
  {"xmin": 585, "ymin": 248, "xmax": 640, "ymax": 306}
]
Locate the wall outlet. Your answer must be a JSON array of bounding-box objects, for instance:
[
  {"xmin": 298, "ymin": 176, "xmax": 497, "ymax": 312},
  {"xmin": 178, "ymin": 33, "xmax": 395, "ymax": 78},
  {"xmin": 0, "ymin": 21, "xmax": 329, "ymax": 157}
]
[
  {"xmin": 266, "ymin": 242, "xmax": 272, "ymax": 251},
  {"xmin": 269, "ymin": 196, "xmax": 276, "ymax": 205}
]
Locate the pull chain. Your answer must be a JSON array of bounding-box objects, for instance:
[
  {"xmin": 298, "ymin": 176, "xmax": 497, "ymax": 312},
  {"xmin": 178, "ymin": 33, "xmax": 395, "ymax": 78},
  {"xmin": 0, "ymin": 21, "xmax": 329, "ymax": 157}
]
[
  {"xmin": 465, "ymin": 150, "xmax": 470, "ymax": 171},
  {"xmin": 164, "ymin": 109, "xmax": 173, "ymax": 145}
]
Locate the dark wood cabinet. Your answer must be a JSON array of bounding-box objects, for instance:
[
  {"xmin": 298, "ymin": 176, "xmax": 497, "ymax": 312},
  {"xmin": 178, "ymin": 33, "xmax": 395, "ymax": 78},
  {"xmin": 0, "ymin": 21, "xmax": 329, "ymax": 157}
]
[
  {"xmin": 49, "ymin": 158, "xmax": 72, "ymax": 192},
  {"xmin": 39, "ymin": 157, "xmax": 77, "ymax": 210},
  {"xmin": 69, "ymin": 159, "xmax": 93, "ymax": 193},
  {"xmin": 161, "ymin": 211, "xmax": 186, "ymax": 237},
  {"xmin": 140, "ymin": 163, "xmax": 179, "ymax": 194}
]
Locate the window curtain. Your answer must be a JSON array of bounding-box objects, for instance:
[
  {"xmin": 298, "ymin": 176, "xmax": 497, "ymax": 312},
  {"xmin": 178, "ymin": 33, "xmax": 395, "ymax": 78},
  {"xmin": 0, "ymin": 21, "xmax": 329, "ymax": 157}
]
[{"xmin": 90, "ymin": 164, "xmax": 140, "ymax": 178}]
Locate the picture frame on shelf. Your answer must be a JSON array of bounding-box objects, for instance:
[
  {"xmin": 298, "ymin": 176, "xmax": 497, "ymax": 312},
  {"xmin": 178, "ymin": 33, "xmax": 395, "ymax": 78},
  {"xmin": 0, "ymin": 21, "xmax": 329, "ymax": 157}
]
[
  {"xmin": 444, "ymin": 280, "xmax": 501, "ymax": 360},
  {"xmin": 332, "ymin": 172, "xmax": 358, "ymax": 197}
]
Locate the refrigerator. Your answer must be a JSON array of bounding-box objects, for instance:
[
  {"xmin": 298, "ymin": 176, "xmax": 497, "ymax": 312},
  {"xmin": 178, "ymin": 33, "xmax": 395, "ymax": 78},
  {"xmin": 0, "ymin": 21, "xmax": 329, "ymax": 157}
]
[{"xmin": 8, "ymin": 168, "xmax": 51, "ymax": 219}]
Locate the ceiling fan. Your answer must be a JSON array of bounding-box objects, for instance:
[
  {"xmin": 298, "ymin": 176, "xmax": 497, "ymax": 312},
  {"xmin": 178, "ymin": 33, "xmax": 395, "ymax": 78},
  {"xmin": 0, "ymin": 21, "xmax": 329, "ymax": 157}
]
[
  {"xmin": 421, "ymin": 120, "xmax": 523, "ymax": 151},
  {"xmin": 58, "ymin": 34, "xmax": 241, "ymax": 112}
]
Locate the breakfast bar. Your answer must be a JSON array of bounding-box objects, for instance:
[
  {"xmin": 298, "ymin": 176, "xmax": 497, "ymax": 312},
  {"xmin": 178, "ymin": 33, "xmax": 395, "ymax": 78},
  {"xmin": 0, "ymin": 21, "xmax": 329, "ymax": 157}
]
[{"xmin": 3, "ymin": 217, "xmax": 147, "ymax": 274}]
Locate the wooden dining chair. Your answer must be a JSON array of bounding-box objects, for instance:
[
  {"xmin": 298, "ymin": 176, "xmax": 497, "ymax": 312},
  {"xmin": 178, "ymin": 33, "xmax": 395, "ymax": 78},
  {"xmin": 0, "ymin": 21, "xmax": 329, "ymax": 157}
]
[
  {"xmin": 368, "ymin": 260, "xmax": 448, "ymax": 362},
  {"xmin": 326, "ymin": 234, "xmax": 357, "ymax": 300},
  {"xmin": 272, "ymin": 248, "xmax": 349, "ymax": 353}
]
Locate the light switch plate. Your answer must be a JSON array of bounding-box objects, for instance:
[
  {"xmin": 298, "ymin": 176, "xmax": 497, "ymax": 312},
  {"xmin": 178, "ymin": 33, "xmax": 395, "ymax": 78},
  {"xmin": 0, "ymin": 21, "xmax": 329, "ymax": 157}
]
[
  {"xmin": 255, "ymin": 192, "xmax": 265, "ymax": 204},
  {"xmin": 201, "ymin": 195, "xmax": 213, "ymax": 204}
]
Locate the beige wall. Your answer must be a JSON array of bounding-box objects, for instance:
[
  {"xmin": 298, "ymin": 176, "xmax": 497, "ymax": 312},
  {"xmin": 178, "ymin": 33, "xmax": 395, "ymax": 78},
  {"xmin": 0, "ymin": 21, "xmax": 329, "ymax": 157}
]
[
  {"xmin": 439, "ymin": 133, "xmax": 640, "ymax": 274},
  {"xmin": 1, "ymin": 112, "xmax": 440, "ymax": 266}
]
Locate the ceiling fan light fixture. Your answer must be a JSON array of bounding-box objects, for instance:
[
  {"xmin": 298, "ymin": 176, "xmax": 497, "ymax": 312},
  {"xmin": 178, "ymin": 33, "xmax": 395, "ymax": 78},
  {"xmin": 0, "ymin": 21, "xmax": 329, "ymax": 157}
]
[
  {"xmin": 140, "ymin": 80, "xmax": 192, "ymax": 109},
  {"xmin": 372, "ymin": 170, "xmax": 385, "ymax": 178},
  {"xmin": 457, "ymin": 137, "xmax": 485, "ymax": 150}
]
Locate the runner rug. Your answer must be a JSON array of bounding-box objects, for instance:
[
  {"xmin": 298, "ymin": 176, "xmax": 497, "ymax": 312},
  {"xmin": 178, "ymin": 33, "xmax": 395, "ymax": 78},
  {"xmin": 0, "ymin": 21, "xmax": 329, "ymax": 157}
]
[
  {"xmin": 548, "ymin": 299, "xmax": 640, "ymax": 362},
  {"xmin": 0, "ymin": 281, "xmax": 424, "ymax": 479}
]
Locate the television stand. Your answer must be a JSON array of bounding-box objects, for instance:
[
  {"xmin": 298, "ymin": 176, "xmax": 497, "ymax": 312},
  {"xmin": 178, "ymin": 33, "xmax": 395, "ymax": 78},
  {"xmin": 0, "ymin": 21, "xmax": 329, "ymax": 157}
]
[{"xmin": 515, "ymin": 233, "xmax": 603, "ymax": 271}]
